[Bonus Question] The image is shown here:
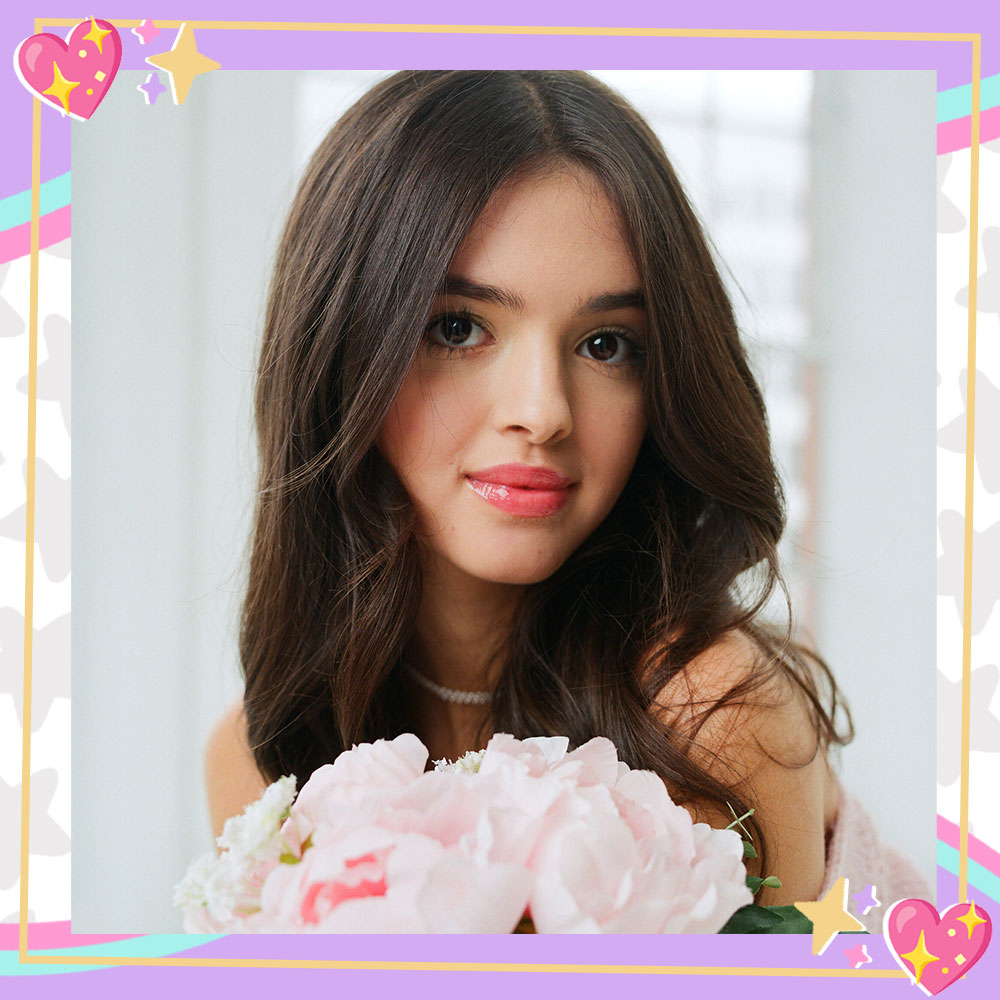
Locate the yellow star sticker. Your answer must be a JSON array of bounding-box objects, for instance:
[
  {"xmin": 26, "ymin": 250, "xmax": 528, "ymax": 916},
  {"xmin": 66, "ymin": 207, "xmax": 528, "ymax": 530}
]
[
  {"xmin": 900, "ymin": 928, "xmax": 940, "ymax": 986},
  {"xmin": 956, "ymin": 900, "xmax": 988, "ymax": 940},
  {"xmin": 795, "ymin": 877, "xmax": 866, "ymax": 955},
  {"xmin": 42, "ymin": 62, "xmax": 80, "ymax": 115},
  {"xmin": 145, "ymin": 22, "xmax": 220, "ymax": 105},
  {"xmin": 81, "ymin": 16, "xmax": 112, "ymax": 56}
]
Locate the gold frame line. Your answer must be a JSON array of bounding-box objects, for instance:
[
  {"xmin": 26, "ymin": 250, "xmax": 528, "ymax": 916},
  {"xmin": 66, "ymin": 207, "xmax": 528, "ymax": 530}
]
[
  {"xmin": 959, "ymin": 35, "xmax": 982, "ymax": 908},
  {"xmin": 18, "ymin": 87, "xmax": 42, "ymax": 961},
  {"xmin": 29, "ymin": 21, "xmax": 981, "ymax": 40},
  {"xmin": 16, "ymin": 18, "xmax": 982, "ymax": 973},
  {"xmin": 7, "ymin": 956, "xmax": 912, "ymax": 976}
]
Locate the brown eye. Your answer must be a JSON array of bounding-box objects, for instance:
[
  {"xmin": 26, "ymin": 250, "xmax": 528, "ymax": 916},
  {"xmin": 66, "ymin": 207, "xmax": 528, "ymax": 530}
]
[
  {"xmin": 441, "ymin": 315, "xmax": 474, "ymax": 344},
  {"xmin": 425, "ymin": 312, "xmax": 490, "ymax": 349},
  {"xmin": 578, "ymin": 332, "xmax": 635, "ymax": 364}
]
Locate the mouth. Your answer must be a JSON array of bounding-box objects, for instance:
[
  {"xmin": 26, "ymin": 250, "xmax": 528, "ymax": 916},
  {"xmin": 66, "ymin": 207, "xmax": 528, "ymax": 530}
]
[{"xmin": 464, "ymin": 464, "xmax": 575, "ymax": 518}]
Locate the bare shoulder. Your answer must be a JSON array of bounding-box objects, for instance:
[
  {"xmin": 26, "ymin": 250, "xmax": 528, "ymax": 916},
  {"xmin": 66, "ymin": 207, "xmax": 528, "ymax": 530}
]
[
  {"xmin": 204, "ymin": 698, "xmax": 269, "ymax": 841},
  {"xmin": 653, "ymin": 629, "xmax": 832, "ymax": 905},
  {"xmin": 654, "ymin": 629, "xmax": 820, "ymax": 767}
]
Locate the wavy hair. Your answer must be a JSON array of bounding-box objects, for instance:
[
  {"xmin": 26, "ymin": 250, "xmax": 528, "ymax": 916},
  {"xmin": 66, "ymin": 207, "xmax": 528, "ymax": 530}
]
[{"xmin": 240, "ymin": 71, "xmax": 853, "ymax": 872}]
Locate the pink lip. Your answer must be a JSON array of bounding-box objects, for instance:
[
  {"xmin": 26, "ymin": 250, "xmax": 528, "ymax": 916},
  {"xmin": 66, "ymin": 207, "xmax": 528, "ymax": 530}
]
[{"xmin": 465, "ymin": 464, "xmax": 575, "ymax": 518}]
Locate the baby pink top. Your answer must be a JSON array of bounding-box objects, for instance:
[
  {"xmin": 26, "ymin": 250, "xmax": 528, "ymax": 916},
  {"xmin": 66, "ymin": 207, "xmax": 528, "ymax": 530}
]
[{"xmin": 820, "ymin": 788, "xmax": 932, "ymax": 933}]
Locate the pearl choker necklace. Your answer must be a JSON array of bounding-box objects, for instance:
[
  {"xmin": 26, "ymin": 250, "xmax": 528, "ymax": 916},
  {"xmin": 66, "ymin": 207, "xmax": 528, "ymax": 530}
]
[{"xmin": 406, "ymin": 666, "xmax": 493, "ymax": 706}]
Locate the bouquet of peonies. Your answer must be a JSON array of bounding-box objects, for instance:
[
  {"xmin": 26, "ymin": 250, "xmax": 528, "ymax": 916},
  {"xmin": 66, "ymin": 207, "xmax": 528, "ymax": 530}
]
[{"xmin": 176, "ymin": 733, "xmax": 755, "ymax": 933}]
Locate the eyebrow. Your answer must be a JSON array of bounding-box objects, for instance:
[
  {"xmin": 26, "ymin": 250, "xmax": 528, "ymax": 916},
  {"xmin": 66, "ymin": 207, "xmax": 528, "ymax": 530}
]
[{"xmin": 439, "ymin": 275, "xmax": 645, "ymax": 316}]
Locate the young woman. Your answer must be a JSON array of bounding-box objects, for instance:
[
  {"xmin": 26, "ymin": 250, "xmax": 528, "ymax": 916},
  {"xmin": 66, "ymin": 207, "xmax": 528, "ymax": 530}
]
[{"xmin": 206, "ymin": 70, "xmax": 925, "ymax": 917}]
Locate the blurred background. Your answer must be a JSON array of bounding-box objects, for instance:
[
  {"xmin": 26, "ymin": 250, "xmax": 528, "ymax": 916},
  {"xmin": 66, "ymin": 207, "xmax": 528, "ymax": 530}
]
[{"xmin": 72, "ymin": 70, "xmax": 936, "ymax": 931}]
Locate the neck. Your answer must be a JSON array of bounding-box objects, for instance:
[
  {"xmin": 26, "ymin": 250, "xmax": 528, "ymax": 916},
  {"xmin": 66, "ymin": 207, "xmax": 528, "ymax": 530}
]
[
  {"xmin": 407, "ymin": 553, "xmax": 523, "ymax": 753},
  {"xmin": 411, "ymin": 557, "xmax": 523, "ymax": 690}
]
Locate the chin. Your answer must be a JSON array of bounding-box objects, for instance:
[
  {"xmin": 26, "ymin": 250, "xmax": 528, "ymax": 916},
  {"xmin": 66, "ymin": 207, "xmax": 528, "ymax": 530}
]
[
  {"xmin": 489, "ymin": 568, "xmax": 560, "ymax": 586},
  {"xmin": 462, "ymin": 552, "xmax": 570, "ymax": 587}
]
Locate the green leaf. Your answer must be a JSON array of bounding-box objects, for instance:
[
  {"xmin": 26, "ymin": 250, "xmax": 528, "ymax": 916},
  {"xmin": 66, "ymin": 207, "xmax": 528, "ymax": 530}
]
[
  {"xmin": 725, "ymin": 804, "xmax": 755, "ymax": 838},
  {"xmin": 719, "ymin": 904, "xmax": 814, "ymax": 935},
  {"xmin": 743, "ymin": 841, "xmax": 758, "ymax": 859},
  {"xmin": 764, "ymin": 905, "xmax": 815, "ymax": 934},
  {"xmin": 746, "ymin": 873, "xmax": 782, "ymax": 894},
  {"xmin": 719, "ymin": 904, "xmax": 785, "ymax": 933}
]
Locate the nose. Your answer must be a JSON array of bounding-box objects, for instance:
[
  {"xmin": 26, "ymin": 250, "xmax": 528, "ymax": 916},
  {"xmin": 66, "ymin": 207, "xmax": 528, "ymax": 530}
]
[{"xmin": 491, "ymin": 337, "xmax": 573, "ymax": 445}]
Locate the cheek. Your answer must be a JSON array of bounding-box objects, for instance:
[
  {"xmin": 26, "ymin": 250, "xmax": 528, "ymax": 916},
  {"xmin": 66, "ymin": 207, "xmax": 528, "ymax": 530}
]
[
  {"xmin": 580, "ymin": 391, "xmax": 647, "ymax": 492},
  {"xmin": 377, "ymin": 368, "xmax": 481, "ymax": 478},
  {"xmin": 377, "ymin": 380, "xmax": 424, "ymax": 476}
]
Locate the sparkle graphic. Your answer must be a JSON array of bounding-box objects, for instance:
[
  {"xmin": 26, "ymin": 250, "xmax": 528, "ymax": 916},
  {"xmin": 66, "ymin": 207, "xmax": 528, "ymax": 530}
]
[
  {"xmin": 132, "ymin": 19, "xmax": 162, "ymax": 45},
  {"xmin": 956, "ymin": 901, "xmax": 988, "ymax": 940},
  {"xmin": 844, "ymin": 942, "xmax": 871, "ymax": 969},
  {"xmin": 852, "ymin": 883, "xmax": 880, "ymax": 916},
  {"xmin": 795, "ymin": 877, "xmax": 866, "ymax": 955},
  {"xmin": 146, "ymin": 22, "xmax": 220, "ymax": 105},
  {"xmin": 41, "ymin": 61, "xmax": 80, "ymax": 114},
  {"xmin": 899, "ymin": 929, "xmax": 940, "ymax": 986},
  {"xmin": 81, "ymin": 15, "xmax": 112, "ymax": 55},
  {"xmin": 137, "ymin": 71, "xmax": 167, "ymax": 105}
]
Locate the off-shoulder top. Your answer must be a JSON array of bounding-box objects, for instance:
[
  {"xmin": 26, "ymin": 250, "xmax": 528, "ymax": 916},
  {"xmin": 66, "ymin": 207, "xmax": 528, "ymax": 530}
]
[{"xmin": 819, "ymin": 788, "xmax": 933, "ymax": 933}]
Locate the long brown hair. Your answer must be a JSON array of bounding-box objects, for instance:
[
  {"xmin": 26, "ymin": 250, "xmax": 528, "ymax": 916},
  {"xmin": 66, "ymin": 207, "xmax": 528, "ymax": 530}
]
[{"xmin": 240, "ymin": 71, "xmax": 852, "ymax": 872}]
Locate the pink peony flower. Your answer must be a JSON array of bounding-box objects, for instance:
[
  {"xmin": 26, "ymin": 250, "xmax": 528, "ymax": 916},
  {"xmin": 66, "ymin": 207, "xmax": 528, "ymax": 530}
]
[
  {"xmin": 299, "ymin": 848, "xmax": 391, "ymax": 924},
  {"xmin": 247, "ymin": 825, "xmax": 531, "ymax": 933},
  {"xmin": 519, "ymin": 741, "xmax": 751, "ymax": 933},
  {"xmin": 282, "ymin": 733, "xmax": 430, "ymax": 850},
  {"xmin": 528, "ymin": 801, "xmax": 750, "ymax": 933},
  {"xmin": 176, "ymin": 732, "xmax": 751, "ymax": 934},
  {"xmin": 610, "ymin": 767, "xmax": 698, "ymax": 853},
  {"xmin": 474, "ymin": 735, "xmax": 751, "ymax": 933},
  {"xmin": 373, "ymin": 765, "xmax": 565, "ymax": 868},
  {"xmin": 292, "ymin": 734, "xmax": 427, "ymax": 818}
]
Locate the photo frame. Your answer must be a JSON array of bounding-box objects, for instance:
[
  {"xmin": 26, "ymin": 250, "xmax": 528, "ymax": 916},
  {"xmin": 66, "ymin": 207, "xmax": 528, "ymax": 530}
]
[{"xmin": 0, "ymin": 3, "xmax": 996, "ymax": 996}]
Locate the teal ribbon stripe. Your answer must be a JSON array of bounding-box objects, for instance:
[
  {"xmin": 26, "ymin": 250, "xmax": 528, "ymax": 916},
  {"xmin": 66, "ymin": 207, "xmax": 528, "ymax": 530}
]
[
  {"xmin": 0, "ymin": 933, "xmax": 223, "ymax": 977},
  {"xmin": 937, "ymin": 841, "xmax": 1000, "ymax": 905},
  {"xmin": 937, "ymin": 72, "xmax": 1000, "ymax": 124},
  {"xmin": 0, "ymin": 172, "xmax": 70, "ymax": 232}
]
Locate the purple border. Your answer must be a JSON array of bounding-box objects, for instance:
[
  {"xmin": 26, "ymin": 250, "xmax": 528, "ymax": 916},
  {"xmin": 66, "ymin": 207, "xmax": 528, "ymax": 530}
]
[
  {"xmin": 6, "ymin": 875, "xmax": 998, "ymax": 999},
  {"xmin": 3, "ymin": 0, "xmax": 998, "ymax": 996},
  {"xmin": 1, "ymin": 0, "xmax": 997, "ymax": 197}
]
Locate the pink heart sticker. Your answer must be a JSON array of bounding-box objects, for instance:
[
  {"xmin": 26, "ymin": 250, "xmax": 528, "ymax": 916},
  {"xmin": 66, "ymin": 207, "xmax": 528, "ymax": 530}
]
[
  {"xmin": 14, "ymin": 17, "xmax": 122, "ymax": 120},
  {"xmin": 884, "ymin": 898, "xmax": 992, "ymax": 996}
]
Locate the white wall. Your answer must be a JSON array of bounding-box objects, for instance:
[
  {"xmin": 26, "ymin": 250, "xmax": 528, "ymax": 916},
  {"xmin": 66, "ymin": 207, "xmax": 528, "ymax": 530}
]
[
  {"xmin": 810, "ymin": 71, "xmax": 937, "ymax": 883},
  {"xmin": 72, "ymin": 71, "xmax": 298, "ymax": 932}
]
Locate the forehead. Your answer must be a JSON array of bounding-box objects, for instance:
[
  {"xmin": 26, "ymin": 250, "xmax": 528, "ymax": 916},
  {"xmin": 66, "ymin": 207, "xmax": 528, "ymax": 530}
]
[{"xmin": 450, "ymin": 166, "xmax": 639, "ymax": 298}]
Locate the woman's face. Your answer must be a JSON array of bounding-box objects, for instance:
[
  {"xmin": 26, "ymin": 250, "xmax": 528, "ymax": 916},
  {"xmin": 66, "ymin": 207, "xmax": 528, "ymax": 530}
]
[{"xmin": 378, "ymin": 165, "xmax": 647, "ymax": 586}]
